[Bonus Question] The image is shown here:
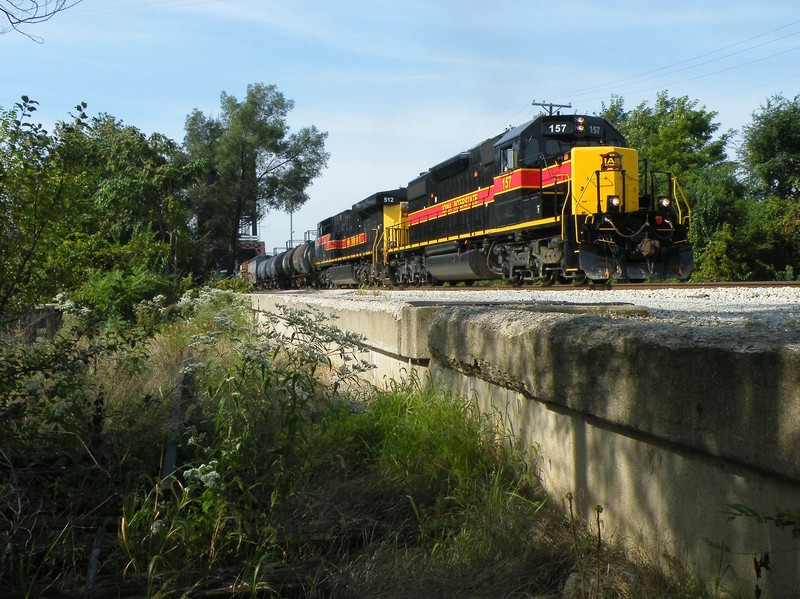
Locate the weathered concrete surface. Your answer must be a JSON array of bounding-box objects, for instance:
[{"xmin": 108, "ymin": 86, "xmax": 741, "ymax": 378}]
[
  {"xmin": 427, "ymin": 305, "xmax": 800, "ymax": 482},
  {"xmin": 251, "ymin": 292, "xmax": 800, "ymax": 597},
  {"xmin": 250, "ymin": 292, "xmax": 436, "ymax": 382},
  {"xmin": 432, "ymin": 366, "xmax": 800, "ymax": 598},
  {"xmin": 427, "ymin": 305, "xmax": 800, "ymax": 598}
]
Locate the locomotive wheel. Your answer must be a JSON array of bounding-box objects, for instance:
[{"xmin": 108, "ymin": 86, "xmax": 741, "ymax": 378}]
[{"xmin": 571, "ymin": 275, "xmax": 588, "ymax": 286}]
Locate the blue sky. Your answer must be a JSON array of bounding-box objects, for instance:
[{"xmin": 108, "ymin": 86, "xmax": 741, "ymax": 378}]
[{"xmin": 4, "ymin": 0, "xmax": 800, "ymax": 252}]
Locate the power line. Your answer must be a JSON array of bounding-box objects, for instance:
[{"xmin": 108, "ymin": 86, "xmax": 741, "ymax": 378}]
[
  {"xmin": 559, "ymin": 18, "xmax": 800, "ymax": 100},
  {"xmin": 503, "ymin": 18, "xmax": 800, "ymax": 128},
  {"xmin": 574, "ymin": 44, "xmax": 800, "ymax": 107},
  {"xmin": 568, "ymin": 30, "xmax": 800, "ymax": 102},
  {"xmin": 707, "ymin": 72, "xmax": 800, "ymax": 101}
]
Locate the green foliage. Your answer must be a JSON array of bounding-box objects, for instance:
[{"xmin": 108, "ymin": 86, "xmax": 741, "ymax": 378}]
[
  {"xmin": 599, "ymin": 91, "xmax": 729, "ymax": 179},
  {"xmin": 597, "ymin": 91, "xmax": 800, "ymax": 282},
  {"xmin": 1, "ymin": 291, "xmax": 709, "ymax": 597},
  {"xmin": 739, "ymin": 94, "xmax": 800, "ymax": 201},
  {"xmin": 361, "ymin": 381, "xmax": 512, "ymax": 496},
  {"xmin": 0, "ymin": 304, "xmax": 166, "ymax": 595},
  {"xmin": 741, "ymin": 195, "xmax": 800, "ymax": 280},
  {"xmin": 0, "ymin": 97, "xmax": 85, "ymax": 324},
  {"xmin": 183, "ymin": 83, "xmax": 330, "ymax": 274},
  {"xmin": 726, "ymin": 503, "xmax": 800, "ymax": 538},
  {"xmin": 305, "ymin": 377, "xmax": 561, "ymax": 595},
  {"xmin": 70, "ymin": 266, "xmax": 176, "ymax": 324},
  {"xmin": 214, "ymin": 276, "xmax": 254, "ymax": 293},
  {"xmin": 687, "ymin": 162, "xmax": 747, "ymax": 252},
  {"xmin": 59, "ymin": 113, "xmax": 204, "ymax": 285},
  {"xmin": 175, "ymin": 286, "xmax": 252, "ymax": 332},
  {"xmin": 1, "ymin": 97, "xmax": 205, "ymax": 331},
  {"xmin": 0, "ymin": 290, "xmax": 370, "ymax": 595},
  {"xmin": 692, "ymin": 224, "xmax": 752, "ymax": 282},
  {"xmin": 118, "ymin": 297, "xmax": 373, "ymax": 582},
  {"xmin": 364, "ymin": 381, "xmax": 542, "ymax": 556}
]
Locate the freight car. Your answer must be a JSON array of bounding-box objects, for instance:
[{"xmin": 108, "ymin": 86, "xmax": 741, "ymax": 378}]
[{"xmin": 248, "ymin": 113, "xmax": 693, "ymax": 288}]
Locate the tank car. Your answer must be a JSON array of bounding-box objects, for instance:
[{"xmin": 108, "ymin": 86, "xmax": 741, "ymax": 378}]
[{"xmin": 248, "ymin": 241, "xmax": 316, "ymax": 288}]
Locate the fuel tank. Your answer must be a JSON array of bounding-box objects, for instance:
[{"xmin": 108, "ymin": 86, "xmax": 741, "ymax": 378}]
[
  {"xmin": 425, "ymin": 250, "xmax": 500, "ymax": 282},
  {"xmin": 327, "ymin": 264, "xmax": 359, "ymax": 286}
]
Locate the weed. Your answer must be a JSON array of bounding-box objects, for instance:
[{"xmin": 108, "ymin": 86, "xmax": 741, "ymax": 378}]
[{"xmin": 0, "ymin": 287, "xmax": 722, "ymax": 597}]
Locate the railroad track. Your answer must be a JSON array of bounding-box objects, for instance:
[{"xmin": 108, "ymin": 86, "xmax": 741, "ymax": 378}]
[{"xmin": 324, "ymin": 280, "xmax": 800, "ymax": 293}]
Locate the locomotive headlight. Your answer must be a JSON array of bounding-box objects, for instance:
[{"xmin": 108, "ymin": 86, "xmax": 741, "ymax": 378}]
[
  {"xmin": 658, "ymin": 196, "xmax": 671, "ymax": 209},
  {"xmin": 607, "ymin": 195, "xmax": 621, "ymax": 212},
  {"xmin": 575, "ymin": 116, "xmax": 586, "ymax": 132}
]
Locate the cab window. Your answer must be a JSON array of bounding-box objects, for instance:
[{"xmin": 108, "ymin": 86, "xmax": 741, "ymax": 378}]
[
  {"xmin": 521, "ymin": 137, "xmax": 540, "ymax": 166},
  {"xmin": 500, "ymin": 145, "xmax": 518, "ymax": 171}
]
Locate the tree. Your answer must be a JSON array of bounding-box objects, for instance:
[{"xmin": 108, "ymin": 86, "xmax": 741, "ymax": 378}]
[
  {"xmin": 733, "ymin": 94, "xmax": 800, "ymax": 281},
  {"xmin": 598, "ymin": 91, "xmax": 729, "ymax": 180},
  {"xmin": 52, "ymin": 113, "xmax": 206, "ymax": 320},
  {"xmin": 692, "ymin": 224, "xmax": 752, "ymax": 282},
  {"xmin": 742, "ymin": 195, "xmax": 800, "ymax": 280},
  {"xmin": 1, "ymin": 0, "xmax": 83, "ymax": 37},
  {"xmin": 0, "ymin": 97, "xmax": 84, "ymax": 325},
  {"xmin": 183, "ymin": 83, "xmax": 329, "ymax": 274},
  {"xmin": 686, "ymin": 162, "xmax": 747, "ymax": 253},
  {"xmin": 0, "ymin": 98, "xmax": 204, "ymax": 326},
  {"xmin": 598, "ymin": 92, "xmax": 739, "ymax": 280},
  {"xmin": 739, "ymin": 94, "xmax": 800, "ymax": 201},
  {"xmin": 66, "ymin": 114, "xmax": 204, "ymax": 275}
]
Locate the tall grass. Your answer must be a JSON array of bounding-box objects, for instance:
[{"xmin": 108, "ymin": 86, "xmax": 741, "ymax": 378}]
[
  {"xmin": 302, "ymin": 378, "xmax": 564, "ymax": 597},
  {"xmin": 1, "ymin": 289, "xmax": 710, "ymax": 598}
]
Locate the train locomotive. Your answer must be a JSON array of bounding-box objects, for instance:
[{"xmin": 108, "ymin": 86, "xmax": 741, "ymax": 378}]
[{"xmin": 246, "ymin": 113, "xmax": 693, "ymax": 288}]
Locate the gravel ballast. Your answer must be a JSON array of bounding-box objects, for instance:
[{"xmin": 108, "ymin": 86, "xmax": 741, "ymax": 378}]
[{"xmin": 267, "ymin": 285, "xmax": 800, "ymax": 330}]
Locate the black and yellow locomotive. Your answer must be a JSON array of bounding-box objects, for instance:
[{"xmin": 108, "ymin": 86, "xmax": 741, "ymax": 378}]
[{"xmin": 248, "ymin": 113, "xmax": 693, "ymax": 288}]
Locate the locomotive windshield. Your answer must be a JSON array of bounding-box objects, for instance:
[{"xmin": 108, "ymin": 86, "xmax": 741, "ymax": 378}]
[{"xmin": 541, "ymin": 137, "xmax": 616, "ymax": 158}]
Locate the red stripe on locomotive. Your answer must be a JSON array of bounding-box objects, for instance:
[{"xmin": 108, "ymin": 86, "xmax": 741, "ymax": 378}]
[
  {"xmin": 324, "ymin": 232, "xmax": 367, "ymax": 250},
  {"xmin": 408, "ymin": 163, "xmax": 571, "ymax": 226}
]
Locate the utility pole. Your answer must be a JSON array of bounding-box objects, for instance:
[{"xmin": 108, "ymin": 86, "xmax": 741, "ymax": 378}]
[{"xmin": 532, "ymin": 100, "xmax": 572, "ymax": 116}]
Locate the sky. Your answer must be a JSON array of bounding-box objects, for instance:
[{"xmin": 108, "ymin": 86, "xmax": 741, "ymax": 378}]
[{"xmin": 3, "ymin": 0, "xmax": 800, "ymax": 253}]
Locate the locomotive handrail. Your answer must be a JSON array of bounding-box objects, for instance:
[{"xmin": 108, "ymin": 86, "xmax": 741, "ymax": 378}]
[
  {"xmin": 385, "ymin": 223, "xmax": 409, "ymax": 252},
  {"xmin": 372, "ymin": 228, "xmax": 383, "ymax": 266},
  {"xmin": 671, "ymin": 176, "xmax": 693, "ymax": 233},
  {"xmin": 570, "ymin": 175, "xmax": 585, "ymax": 243},
  {"xmin": 555, "ymin": 173, "xmax": 571, "ymax": 242}
]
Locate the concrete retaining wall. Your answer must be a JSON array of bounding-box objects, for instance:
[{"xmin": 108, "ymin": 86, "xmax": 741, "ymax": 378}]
[{"xmin": 251, "ymin": 292, "xmax": 800, "ymax": 597}]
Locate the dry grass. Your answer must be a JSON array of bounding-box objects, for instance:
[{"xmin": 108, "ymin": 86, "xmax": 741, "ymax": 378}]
[{"xmin": 0, "ymin": 296, "xmax": 714, "ymax": 598}]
